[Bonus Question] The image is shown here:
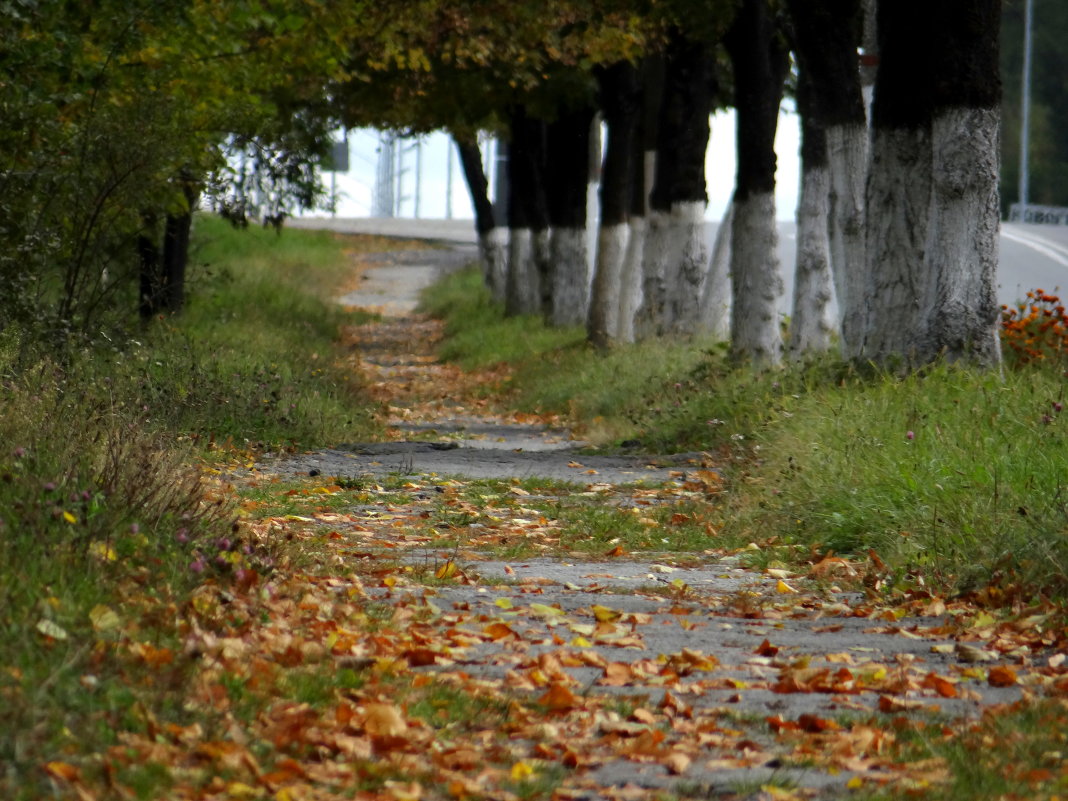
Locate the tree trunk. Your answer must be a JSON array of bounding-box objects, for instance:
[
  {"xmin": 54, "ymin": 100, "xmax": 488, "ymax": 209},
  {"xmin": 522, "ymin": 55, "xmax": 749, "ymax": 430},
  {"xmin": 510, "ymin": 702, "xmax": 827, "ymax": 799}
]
[
  {"xmin": 788, "ymin": 0, "xmax": 867, "ymax": 351},
  {"xmin": 860, "ymin": 1, "xmax": 935, "ymax": 363},
  {"xmin": 726, "ymin": 0, "xmax": 790, "ymax": 364},
  {"xmin": 454, "ymin": 134, "xmax": 505, "ymax": 301},
  {"xmin": 920, "ymin": 1, "xmax": 1001, "ymax": 366},
  {"xmin": 619, "ymin": 65, "xmax": 660, "ymax": 343},
  {"xmin": 504, "ymin": 108, "xmax": 549, "ymax": 316},
  {"xmin": 634, "ymin": 34, "xmax": 715, "ymax": 338},
  {"xmin": 546, "ymin": 103, "xmax": 595, "ymax": 327},
  {"xmin": 789, "ymin": 64, "xmax": 835, "ymax": 356},
  {"xmin": 588, "ymin": 62, "xmax": 641, "ymax": 348},
  {"xmin": 787, "ymin": 0, "xmax": 868, "ymax": 356},
  {"xmin": 698, "ymin": 197, "xmax": 732, "ymax": 339}
]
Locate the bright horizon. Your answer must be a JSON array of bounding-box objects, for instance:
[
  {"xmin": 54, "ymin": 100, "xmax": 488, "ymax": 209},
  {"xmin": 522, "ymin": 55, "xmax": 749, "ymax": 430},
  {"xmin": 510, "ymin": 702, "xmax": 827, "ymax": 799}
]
[{"xmin": 312, "ymin": 106, "xmax": 803, "ymax": 223}]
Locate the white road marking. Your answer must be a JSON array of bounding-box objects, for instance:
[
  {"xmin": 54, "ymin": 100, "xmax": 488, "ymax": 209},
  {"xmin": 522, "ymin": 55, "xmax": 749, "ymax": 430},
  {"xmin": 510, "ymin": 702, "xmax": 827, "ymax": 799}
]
[{"xmin": 1001, "ymin": 226, "xmax": 1068, "ymax": 270}]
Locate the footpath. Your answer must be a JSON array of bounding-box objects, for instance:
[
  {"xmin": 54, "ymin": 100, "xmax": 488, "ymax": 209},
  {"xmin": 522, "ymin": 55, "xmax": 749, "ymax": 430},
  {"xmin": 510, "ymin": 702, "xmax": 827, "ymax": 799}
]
[{"xmin": 239, "ymin": 235, "xmax": 1059, "ymax": 801}]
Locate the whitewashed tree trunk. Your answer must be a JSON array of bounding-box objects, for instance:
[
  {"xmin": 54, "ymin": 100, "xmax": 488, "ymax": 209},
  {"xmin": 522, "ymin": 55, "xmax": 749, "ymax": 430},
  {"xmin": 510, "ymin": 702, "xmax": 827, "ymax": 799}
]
[
  {"xmin": 588, "ymin": 222, "xmax": 630, "ymax": 344},
  {"xmin": 549, "ymin": 227, "xmax": 590, "ymax": 326},
  {"xmin": 825, "ymin": 123, "xmax": 868, "ymax": 357},
  {"xmin": 663, "ymin": 200, "xmax": 710, "ymax": 336},
  {"xmin": 505, "ymin": 228, "xmax": 539, "ymax": 315},
  {"xmin": 632, "ymin": 209, "xmax": 678, "ymax": 338},
  {"xmin": 789, "ymin": 166, "xmax": 834, "ymax": 356},
  {"xmin": 861, "ymin": 127, "xmax": 932, "ymax": 363},
  {"xmin": 479, "ymin": 227, "xmax": 507, "ymax": 305},
  {"xmin": 617, "ymin": 216, "xmax": 646, "ymax": 343},
  {"xmin": 922, "ymin": 107, "xmax": 1001, "ymax": 365},
  {"xmin": 698, "ymin": 199, "xmax": 733, "ymax": 340},
  {"xmin": 729, "ymin": 191, "xmax": 784, "ymax": 364}
]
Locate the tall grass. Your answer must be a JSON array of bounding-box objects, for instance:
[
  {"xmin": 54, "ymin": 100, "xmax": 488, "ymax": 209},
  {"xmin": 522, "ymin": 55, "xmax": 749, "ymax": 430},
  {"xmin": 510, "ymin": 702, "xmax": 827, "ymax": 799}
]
[
  {"xmin": 421, "ymin": 268, "xmax": 1068, "ymax": 600},
  {"xmin": 0, "ymin": 216, "xmax": 390, "ymax": 795}
]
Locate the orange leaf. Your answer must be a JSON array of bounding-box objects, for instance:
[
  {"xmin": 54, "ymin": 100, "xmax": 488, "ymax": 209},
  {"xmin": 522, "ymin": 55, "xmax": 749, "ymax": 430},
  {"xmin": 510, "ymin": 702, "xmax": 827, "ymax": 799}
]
[
  {"xmin": 988, "ymin": 665, "xmax": 1018, "ymax": 687},
  {"xmin": 921, "ymin": 672, "xmax": 958, "ymax": 698},
  {"xmin": 483, "ymin": 622, "xmax": 519, "ymax": 641},
  {"xmin": 364, "ymin": 703, "xmax": 408, "ymax": 737},
  {"xmin": 754, "ymin": 638, "xmax": 779, "ymax": 657},
  {"xmin": 538, "ymin": 681, "xmax": 580, "ymax": 711},
  {"xmin": 43, "ymin": 761, "xmax": 81, "ymax": 782},
  {"xmin": 599, "ymin": 662, "xmax": 633, "ymax": 686}
]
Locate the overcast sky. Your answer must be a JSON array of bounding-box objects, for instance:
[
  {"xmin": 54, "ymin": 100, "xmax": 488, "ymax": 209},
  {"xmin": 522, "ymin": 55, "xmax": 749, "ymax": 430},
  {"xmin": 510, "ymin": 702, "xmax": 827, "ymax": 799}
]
[{"xmin": 316, "ymin": 107, "xmax": 802, "ymax": 223}]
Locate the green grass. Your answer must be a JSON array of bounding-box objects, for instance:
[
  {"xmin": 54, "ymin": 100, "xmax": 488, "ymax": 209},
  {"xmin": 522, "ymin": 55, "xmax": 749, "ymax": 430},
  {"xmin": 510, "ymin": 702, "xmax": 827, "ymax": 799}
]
[
  {"xmin": 421, "ymin": 268, "xmax": 1068, "ymax": 602},
  {"xmin": 861, "ymin": 700, "xmax": 1068, "ymax": 800},
  {"xmin": 0, "ymin": 215, "xmax": 398, "ymax": 796},
  {"xmin": 418, "ymin": 267, "xmax": 712, "ymax": 443}
]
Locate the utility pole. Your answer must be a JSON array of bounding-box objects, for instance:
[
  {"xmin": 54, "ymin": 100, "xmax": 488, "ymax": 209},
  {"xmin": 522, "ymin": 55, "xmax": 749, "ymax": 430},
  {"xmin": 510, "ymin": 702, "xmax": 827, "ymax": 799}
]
[
  {"xmin": 1019, "ymin": 0, "xmax": 1034, "ymax": 218},
  {"xmin": 373, "ymin": 132, "xmax": 396, "ymax": 217}
]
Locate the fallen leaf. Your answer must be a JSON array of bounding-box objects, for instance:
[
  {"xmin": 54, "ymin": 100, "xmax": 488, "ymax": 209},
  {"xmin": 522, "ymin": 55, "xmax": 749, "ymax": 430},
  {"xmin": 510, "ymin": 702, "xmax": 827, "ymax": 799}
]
[
  {"xmin": 988, "ymin": 665, "xmax": 1018, "ymax": 687},
  {"xmin": 364, "ymin": 703, "xmax": 407, "ymax": 737}
]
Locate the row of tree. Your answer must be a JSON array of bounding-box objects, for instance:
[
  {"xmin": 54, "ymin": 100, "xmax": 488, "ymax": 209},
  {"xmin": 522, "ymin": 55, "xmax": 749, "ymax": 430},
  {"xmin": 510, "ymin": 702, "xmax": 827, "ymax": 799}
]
[
  {"xmin": 1, "ymin": 0, "xmax": 1003, "ymax": 369},
  {"xmin": 329, "ymin": 0, "xmax": 1002, "ymax": 368}
]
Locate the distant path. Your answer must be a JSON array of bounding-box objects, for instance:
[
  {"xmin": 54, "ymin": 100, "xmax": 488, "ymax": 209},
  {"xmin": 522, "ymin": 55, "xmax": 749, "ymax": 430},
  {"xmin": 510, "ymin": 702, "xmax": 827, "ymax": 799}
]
[
  {"xmin": 293, "ymin": 215, "xmax": 1068, "ymax": 311},
  {"xmin": 248, "ymin": 224, "xmax": 1053, "ymax": 800}
]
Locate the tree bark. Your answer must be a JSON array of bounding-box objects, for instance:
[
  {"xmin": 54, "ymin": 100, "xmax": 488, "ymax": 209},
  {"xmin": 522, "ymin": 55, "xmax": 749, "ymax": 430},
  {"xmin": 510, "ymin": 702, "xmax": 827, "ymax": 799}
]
[
  {"xmin": 588, "ymin": 62, "xmax": 641, "ymax": 348},
  {"xmin": 786, "ymin": 0, "xmax": 867, "ymax": 356},
  {"xmin": 546, "ymin": 103, "xmax": 596, "ymax": 326},
  {"xmin": 860, "ymin": 0, "xmax": 935, "ymax": 363},
  {"xmin": 633, "ymin": 41, "xmax": 716, "ymax": 339},
  {"xmin": 698, "ymin": 196, "xmax": 732, "ymax": 339},
  {"xmin": 726, "ymin": 0, "xmax": 790, "ymax": 364},
  {"xmin": 789, "ymin": 63, "xmax": 835, "ymax": 356},
  {"xmin": 921, "ymin": 1, "xmax": 1001, "ymax": 365},
  {"xmin": 504, "ymin": 108, "xmax": 549, "ymax": 316},
  {"xmin": 454, "ymin": 135, "xmax": 505, "ymax": 301}
]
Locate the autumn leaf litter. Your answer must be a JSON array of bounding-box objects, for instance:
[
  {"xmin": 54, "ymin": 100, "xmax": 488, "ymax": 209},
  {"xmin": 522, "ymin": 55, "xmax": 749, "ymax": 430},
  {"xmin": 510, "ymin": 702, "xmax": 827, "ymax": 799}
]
[{"xmin": 51, "ymin": 245, "xmax": 1068, "ymax": 801}]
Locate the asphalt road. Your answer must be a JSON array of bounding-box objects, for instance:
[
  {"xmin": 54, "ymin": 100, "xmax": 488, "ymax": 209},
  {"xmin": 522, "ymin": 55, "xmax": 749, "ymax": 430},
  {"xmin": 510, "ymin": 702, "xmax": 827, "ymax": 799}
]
[{"xmin": 292, "ymin": 215, "xmax": 1068, "ymax": 311}]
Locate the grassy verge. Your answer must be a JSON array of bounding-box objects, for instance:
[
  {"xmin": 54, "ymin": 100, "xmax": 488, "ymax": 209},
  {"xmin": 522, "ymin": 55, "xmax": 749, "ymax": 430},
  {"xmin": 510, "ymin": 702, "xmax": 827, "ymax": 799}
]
[
  {"xmin": 420, "ymin": 266, "xmax": 1068, "ymax": 603},
  {"xmin": 0, "ymin": 216, "xmax": 401, "ymax": 796}
]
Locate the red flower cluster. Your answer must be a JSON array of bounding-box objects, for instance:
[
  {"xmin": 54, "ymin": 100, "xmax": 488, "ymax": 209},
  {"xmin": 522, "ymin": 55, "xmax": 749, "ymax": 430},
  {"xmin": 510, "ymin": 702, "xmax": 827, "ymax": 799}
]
[{"xmin": 1000, "ymin": 290, "xmax": 1068, "ymax": 368}]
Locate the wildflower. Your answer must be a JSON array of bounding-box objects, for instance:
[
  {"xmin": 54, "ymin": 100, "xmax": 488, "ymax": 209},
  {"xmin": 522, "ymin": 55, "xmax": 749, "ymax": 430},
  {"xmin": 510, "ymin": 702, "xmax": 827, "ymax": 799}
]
[
  {"xmin": 130, "ymin": 523, "xmax": 140, "ymax": 534},
  {"xmin": 906, "ymin": 431, "xmax": 915, "ymax": 440},
  {"xmin": 176, "ymin": 529, "xmax": 190, "ymax": 544},
  {"xmin": 13, "ymin": 447, "xmax": 25, "ymax": 459},
  {"xmin": 43, "ymin": 482, "xmax": 56, "ymax": 492},
  {"xmin": 1054, "ymin": 402, "xmax": 1064, "ymax": 413},
  {"xmin": 190, "ymin": 557, "xmax": 206, "ymax": 574}
]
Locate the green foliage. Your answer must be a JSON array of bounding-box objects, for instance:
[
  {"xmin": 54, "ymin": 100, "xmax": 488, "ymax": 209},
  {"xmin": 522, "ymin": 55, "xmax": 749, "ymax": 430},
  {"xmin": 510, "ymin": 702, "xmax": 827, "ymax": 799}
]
[
  {"xmin": 1001, "ymin": 1, "xmax": 1068, "ymax": 211},
  {"xmin": 0, "ymin": 0, "xmax": 362, "ymax": 335},
  {"xmin": 0, "ymin": 219, "xmax": 383, "ymax": 788}
]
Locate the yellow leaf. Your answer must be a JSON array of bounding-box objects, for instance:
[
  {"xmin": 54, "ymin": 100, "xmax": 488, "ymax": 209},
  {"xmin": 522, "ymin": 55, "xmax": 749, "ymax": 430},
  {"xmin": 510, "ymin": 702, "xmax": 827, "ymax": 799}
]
[
  {"xmin": 36, "ymin": 619, "xmax": 68, "ymax": 640},
  {"xmin": 89, "ymin": 605, "xmax": 120, "ymax": 631},
  {"xmin": 776, "ymin": 580, "xmax": 798, "ymax": 594},
  {"xmin": 510, "ymin": 761, "xmax": 535, "ymax": 781},
  {"xmin": 847, "ymin": 777, "xmax": 864, "ymax": 789},
  {"xmin": 494, "ymin": 597, "xmax": 513, "ymax": 609},
  {"xmin": 529, "ymin": 603, "xmax": 564, "ymax": 617},
  {"xmin": 571, "ymin": 636, "xmax": 592, "ymax": 648},
  {"xmin": 62, "ymin": 510, "xmax": 77, "ymax": 524},
  {"xmin": 227, "ymin": 782, "xmax": 259, "ymax": 798},
  {"xmin": 592, "ymin": 604, "xmax": 621, "ymax": 622},
  {"xmin": 435, "ymin": 561, "xmax": 458, "ymax": 579}
]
